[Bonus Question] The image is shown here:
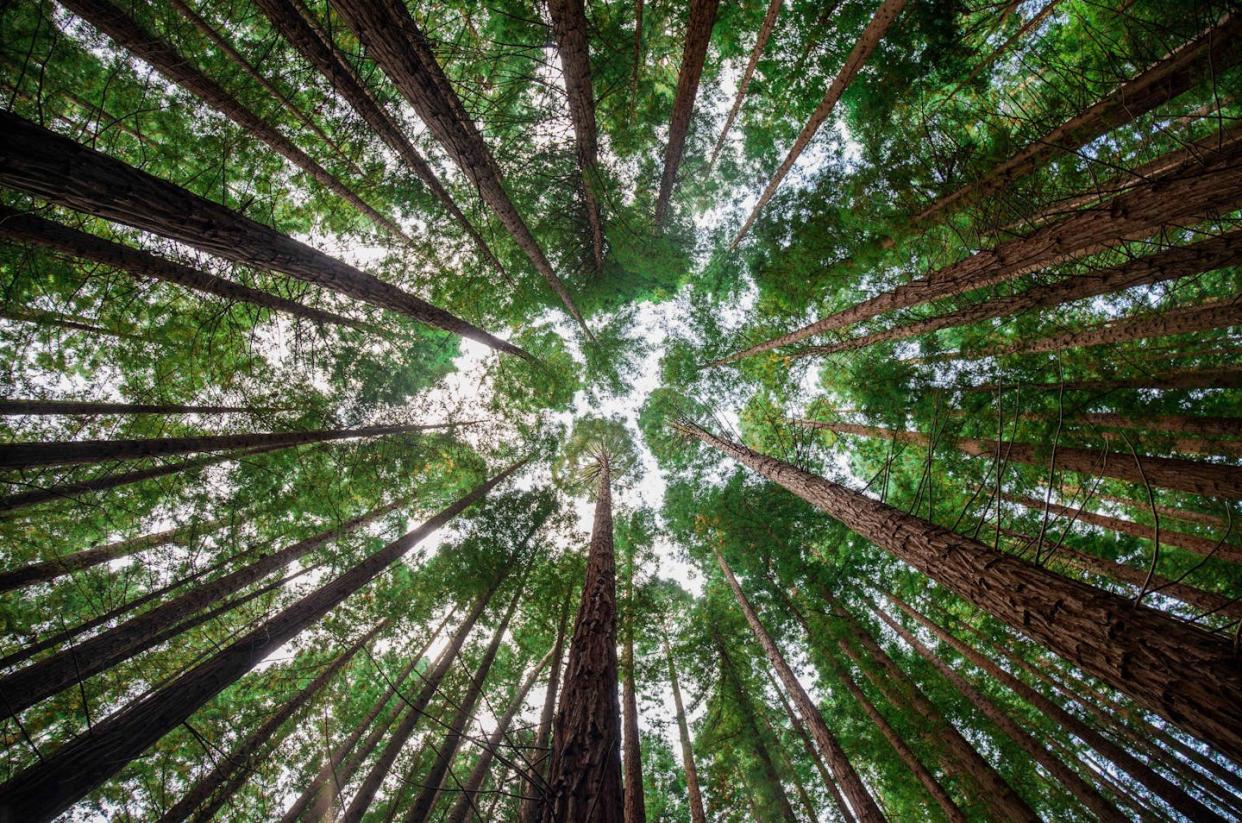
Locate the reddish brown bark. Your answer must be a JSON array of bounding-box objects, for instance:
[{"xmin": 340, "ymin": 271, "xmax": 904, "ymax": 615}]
[
  {"xmin": 329, "ymin": 0, "xmax": 590, "ymax": 337},
  {"xmin": 730, "ymin": 0, "xmax": 906, "ymax": 246},
  {"xmin": 518, "ymin": 594, "xmax": 570, "ymax": 823},
  {"xmin": 549, "ymin": 0, "xmax": 605, "ymax": 270},
  {"xmin": 0, "ymin": 112, "xmax": 529, "ymax": 357},
  {"xmin": 674, "ymin": 421, "xmax": 1242, "ymax": 763},
  {"xmin": 971, "ymin": 365, "xmax": 1242, "ymax": 394},
  {"xmin": 620, "ymin": 559, "xmax": 646, "ymax": 823},
  {"xmin": 0, "ymin": 461, "xmax": 520, "ymax": 821},
  {"xmin": 0, "ymin": 398, "xmax": 271, "ymax": 416},
  {"xmin": 664, "ymin": 640, "xmax": 707, "ymax": 823},
  {"xmin": 714, "ymin": 548, "xmax": 883, "ymax": 821},
  {"xmin": 0, "ymin": 207, "xmax": 376, "ymax": 332},
  {"xmin": 708, "ymin": 0, "xmax": 782, "ymax": 169},
  {"xmin": 654, "ymin": 0, "xmax": 720, "ymax": 226},
  {"xmin": 763, "ymin": 670, "xmax": 849, "ymax": 822},
  {"xmin": 1068, "ymin": 413, "xmax": 1242, "ymax": 440}
]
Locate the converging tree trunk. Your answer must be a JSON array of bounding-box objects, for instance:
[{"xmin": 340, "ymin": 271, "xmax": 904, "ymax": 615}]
[
  {"xmin": 708, "ymin": 0, "xmax": 782, "ymax": 169},
  {"xmin": 621, "ymin": 550, "xmax": 646, "ymax": 823},
  {"xmin": 763, "ymin": 669, "xmax": 852, "ymax": 823},
  {"xmin": 968, "ymin": 365, "xmax": 1242, "ymax": 393},
  {"xmin": 519, "ymin": 592, "xmax": 571, "ymax": 823},
  {"xmin": 664, "ymin": 639, "xmax": 707, "ymax": 823},
  {"xmin": 0, "ymin": 398, "xmax": 279, "ymax": 416}
]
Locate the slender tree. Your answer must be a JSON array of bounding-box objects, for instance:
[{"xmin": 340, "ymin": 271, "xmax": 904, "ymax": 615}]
[
  {"xmin": 664, "ymin": 637, "xmax": 707, "ymax": 823},
  {"xmin": 708, "ymin": 0, "xmax": 782, "ymax": 169},
  {"xmin": 0, "ymin": 398, "xmax": 278, "ymax": 416},
  {"xmin": 620, "ymin": 542, "xmax": 646, "ymax": 823},
  {"xmin": 518, "ymin": 589, "xmax": 571, "ymax": 823}
]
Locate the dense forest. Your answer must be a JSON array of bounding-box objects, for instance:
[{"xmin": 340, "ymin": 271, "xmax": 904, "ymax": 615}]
[{"xmin": 0, "ymin": 0, "xmax": 1239, "ymax": 819}]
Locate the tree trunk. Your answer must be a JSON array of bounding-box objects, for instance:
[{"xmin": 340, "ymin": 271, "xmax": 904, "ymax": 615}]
[
  {"xmin": 444, "ymin": 649, "xmax": 553, "ymax": 823},
  {"xmin": 0, "ymin": 515, "xmax": 228, "ymax": 593},
  {"xmin": 763, "ymin": 670, "xmax": 854, "ymax": 823},
  {"xmin": 1060, "ymin": 484, "xmax": 1231, "ymax": 528},
  {"xmin": 0, "ymin": 460, "xmax": 520, "ymax": 822},
  {"xmin": 794, "ymin": 228, "xmax": 1242, "ymax": 358},
  {"xmin": 328, "ymin": 0, "xmax": 591, "ymax": 337},
  {"xmin": 673, "ymin": 421, "xmax": 1242, "ymax": 764},
  {"xmin": 718, "ymin": 132, "xmax": 1242, "ymax": 363},
  {"xmin": 0, "ymin": 497, "xmax": 408, "ymax": 720},
  {"xmin": 0, "ymin": 421, "xmax": 451, "ymax": 469},
  {"xmin": 403, "ymin": 576, "xmax": 527, "ymax": 822},
  {"xmin": 713, "ymin": 547, "xmax": 884, "ymax": 822},
  {"xmin": 0, "ymin": 111, "xmax": 529, "ymax": 358},
  {"xmin": 730, "ymin": 0, "xmax": 905, "ymax": 246},
  {"xmin": 157, "ymin": 619, "xmax": 389, "ymax": 823},
  {"xmin": 549, "ymin": 0, "xmax": 605, "ymax": 270},
  {"xmin": 869, "ymin": 598, "xmax": 1129, "ymax": 822},
  {"xmin": 1067, "ymin": 413, "xmax": 1242, "ymax": 440},
  {"xmin": 707, "ymin": 0, "xmax": 782, "ymax": 169},
  {"xmin": 628, "ymin": 0, "xmax": 643, "ymax": 122},
  {"xmin": 518, "ymin": 593, "xmax": 570, "ymax": 823},
  {"xmin": 654, "ymin": 0, "xmax": 720, "ymax": 226},
  {"xmin": 621, "ymin": 552, "xmax": 646, "ymax": 823},
  {"xmin": 541, "ymin": 457, "xmax": 624, "ymax": 822},
  {"xmin": 885, "ymin": 590, "xmax": 1229, "ymax": 822},
  {"xmin": 0, "ymin": 303, "xmax": 140, "ymax": 340},
  {"xmin": 664, "ymin": 640, "xmax": 707, "ymax": 823},
  {"xmin": 794, "ymin": 419, "xmax": 1242, "ymax": 500},
  {"xmin": 0, "ymin": 398, "xmax": 277, "ymax": 416},
  {"xmin": 0, "ymin": 207, "xmax": 376, "ymax": 332},
  {"xmin": 969, "ymin": 365, "xmax": 1242, "ymax": 393},
  {"xmin": 252, "ymin": 0, "xmax": 507, "ymax": 279},
  {"xmin": 56, "ymin": 0, "xmax": 410, "ymax": 244},
  {"xmin": 916, "ymin": 12, "xmax": 1242, "ymax": 223}
]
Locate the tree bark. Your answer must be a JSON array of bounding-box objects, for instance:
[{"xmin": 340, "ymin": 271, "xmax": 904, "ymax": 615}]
[
  {"xmin": 328, "ymin": 0, "xmax": 591, "ymax": 337},
  {"xmin": 763, "ymin": 669, "xmax": 854, "ymax": 823},
  {"xmin": 673, "ymin": 421, "xmax": 1242, "ymax": 763},
  {"xmin": 969, "ymin": 365, "xmax": 1242, "ymax": 393},
  {"xmin": 664, "ymin": 640, "xmax": 707, "ymax": 823},
  {"xmin": 621, "ymin": 552, "xmax": 646, "ymax": 823},
  {"xmin": 730, "ymin": 0, "xmax": 906, "ymax": 246},
  {"xmin": 56, "ymin": 0, "xmax": 410, "ymax": 244},
  {"xmin": 0, "ymin": 497, "xmax": 408, "ymax": 720},
  {"xmin": 654, "ymin": 0, "xmax": 720, "ymax": 226},
  {"xmin": 0, "ymin": 303, "xmax": 140, "ymax": 340},
  {"xmin": 549, "ymin": 0, "xmax": 605, "ymax": 270},
  {"xmin": 1066, "ymin": 413, "xmax": 1242, "ymax": 440},
  {"xmin": 707, "ymin": 0, "xmax": 782, "ymax": 169},
  {"xmin": 403, "ymin": 576, "xmax": 527, "ymax": 822},
  {"xmin": 518, "ymin": 592, "xmax": 571, "ymax": 823},
  {"xmin": 713, "ymin": 547, "xmax": 884, "ymax": 821},
  {"xmin": 0, "ymin": 207, "xmax": 377, "ymax": 333},
  {"xmin": 0, "ymin": 460, "xmax": 520, "ymax": 822},
  {"xmin": 794, "ymin": 419, "xmax": 1242, "ymax": 500},
  {"xmin": 0, "ymin": 111, "xmax": 530, "ymax": 358},
  {"xmin": 0, "ymin": 398, "xmax": 275, "ymax": 416},
  {"xmin": 541, "ymin": 457, "xmax": 624, "ymax": 822}
]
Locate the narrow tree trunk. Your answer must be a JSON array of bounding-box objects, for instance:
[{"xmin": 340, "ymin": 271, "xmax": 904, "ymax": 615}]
[
  {"xmin": 763, "ymin": 670, "xmax": 854, "ymax": 823},
  {"xmin": 403, "ymin": 576, "xmax": 527, "ymax": 822},
  {"xmin": 653, "ymin": 0, "xmax": 720, "ymax": 226},
  {"xmin": 0, "ymin": 460, "xmax": 520, "ymax": 821},
  {"xmin": 518, "ymin": 594, "xmax": 570, "ymax": 823},
  {"xmin": 158, "ymin": 619, "xmax": 389, "ymax": 823},
  {"xmin": 969, "ymin": 365, "xmax": 1242, "ymax": 393},
  {"xmin": 56, "ymin": 0, "xmax": 410, "ymax": 244},
  {"xmin": 0, "ymin": 497, "xmax": 407, "ymax": 720},
  {"xmin": 0, "ymin": 111, "xmax": 529, "ymax": 358},
  {"xmin": 707, "ymin": 0, "xmax": 782, "ymax": 169},
  {"xmin": 0, "ymin": 515, "xmax": 228, "ymax": 592},
  {"xmin": 673, "ymin": 421, "xmax": 1242, "ymax": 763},
  {"xmin": 621, "ymin": 552, "xmax": 646, "ymax": 823},
  {"xmin": 0, "ymin": 303, "xmax": 139, "ymax": 340},
  {"xmin": 664, "ymin": 640, "xmax": 707, "ymax": 823},
  {"xmin": 328, "ymin": 0, "xmax": 591, "ymax": 337},
  {"xmin": 1060, "ymin": 484, "xmax": 1231, "ymax": 528},
  {"xmin": 628, "ymin": 0, "xmax": 643, "ymax": 122},
  {"xmin": 730, "ymin": 0, "xmax": 905, "ymax": 246},
  {"xmin": 1067, "ymin": 413, "xmax": 1242, "ymax": 440},
  {"xmin": 713, "ymin": 546, "xmax": 884, "ymax": 822},
  {"xmin": 549, "ymin": 0, "xmax": 605, "ymax": 270},
  {"xmin": 0, "ymin": 207, "xmax": 376, "ymax": 332},
  {"xmin": 0, "ymin": 398, "xmax": 278, "ymax": 416},
  {"xmin": 884, "ymin": 590, "xmax": 1229, "ymax": 822}
]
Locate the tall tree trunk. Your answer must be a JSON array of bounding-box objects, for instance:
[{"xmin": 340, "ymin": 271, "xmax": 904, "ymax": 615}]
[
  {"xmin": 868, "ymin": 598, "xmax": 1129, "ymax": 822},
  {"xmin": 628, "ymin": 0, "xmax": 643, "ymax": 122},
  {"xmin": 673, "ymin": 421, "xmax": 1242, "ymax": 763},
  {"xmin": 713, "ymin": 546, "xmax": 884, "ymax": 822},
  {"xmin": 0, "ymin": 497, "xmax": 408, "ymax": 720},
  {"xmin": 653, "ymin": 0, "xmax": 720, "ymax": 226},
  {"xmin": 916, "ymin": 12, "xmax": 1242, "ymax": 223},
  {"xmin": 884, "ymin": 590, "xmax": 1230, "ymax": 822},
  {"xmin": 717, "ymin": 132, "xmax": 1242, "ymax": 363},
  {"xmin": 1066, "ymin": 413, "xmax": 1242, "ymax": 440},
  {"xmin": 0, "ymin": 460, "xmax": 520, "ymax": 822},
  {"xmin": 1060, "ymin": 484, "xmax": 1231, "ymax": 528},
  {"xmin": 664, "ymin": 640, "xmax": 707, "ymax": 823},
  {"xmin": 0, "ymin": 421, "xmax": 453, "ymax": 469},
  {"xmin": 157, "ymin": 619, "xmax": 389, "ymax": 823},
  {"xmin": 403, "ymin": 576, "xmax": 527, "ymax": 822},
  {"xmin": 763, "ymin": 670, "xmax": 854, "ymax": 823},
  {"xmin": 730, "ymin": 0, "xmax": 906, "ymax": 246},
  {"xmin": 444, "ymin": 649, "xmax": 553, "ymax": 823},
  {"xmin": 55, "ymin": 0, "xmax": 410, "ymax": 245},
  {"xmin": 0, "ymin": 208, "xmax": 377, "ymax": 333},
  {"xmin": 518, "ymin": 594, "xmax": 570, "ymax": 823},
  {"xmin": 0, "ymin": 111, "xmax": 529, "ymax": 358},
  {"xmin": 328, "ymin": 0, "xmax": 591, "ymax": 338},
  {"xmin": 707, "ymin": 0, "xmax": 782, "ymax": 169},
  {"xmin": 0, "ymin": 303, "xmax": 141, "ymax": 340},
  {"xmin": 0, "ymin": 515, "xmax": 228, "ymax": 593},
  {"xmin": 541, "ymin": 456, "xmax": 624, "ymax": 822},
  {"xmin": 252, "ymin": 0, "xmax": 507, "ymax": 279},
  {"xmin": 621, "ymin": 550, "xmax": 646, "ymax": 823},
  {"xmin": 794, "ymin": 419, "xmax": 1242, "ymax": 500},
  {"xmin": 549, "ymin": 0, "xmax": 605, "ymax": 270},
  {"xmin": 794, "ymin": 228, "xmax": 1242, "ymax": 358},
  {"xmin": 969, "ymin": 365, "xmax": 1242, "ymax": 393},
  {"xmin": 0, "ymin": 398, "xmax": 278, "ymax": 416}
]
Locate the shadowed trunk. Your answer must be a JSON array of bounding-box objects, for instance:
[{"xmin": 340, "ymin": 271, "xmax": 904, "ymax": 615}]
[
  {"xmin": 969, "ymin": 365, "xmax": 1242, "ymax": 393},
  {"xmin": 673, "ymin": 421, "xmax": 1242, "ymax": 764},
  {"xmin": 518, "ymin": 592, "xmax": 571, "ymax": 823},
  {"xmin": 0, "ymin": 303, "xmax": 140, "ymax": 340},
  {"xmin": 1065, "ymin": 413, "xmax": 1242, "ymax": 440},
  {"xmin": 664, "ymin": 640, "xmax": 707, "ymax": 823},
  {"xmin": 0, "ymin": 398, "xmax": 278, "ymax": 416},
  {"xmin": 0, "ymin": 461, "xmax": 520, "ymax": 822},
  {"xmin": 763, "ymin": 669, "xmax": 854, "ymax": 823},
  {"xmin": 708, "ymin": 0, "xmax": 782, "ymax": 169},
  {"xmin": 621, "ymin": 550, "xmax": 646, "ymax": 823}
]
